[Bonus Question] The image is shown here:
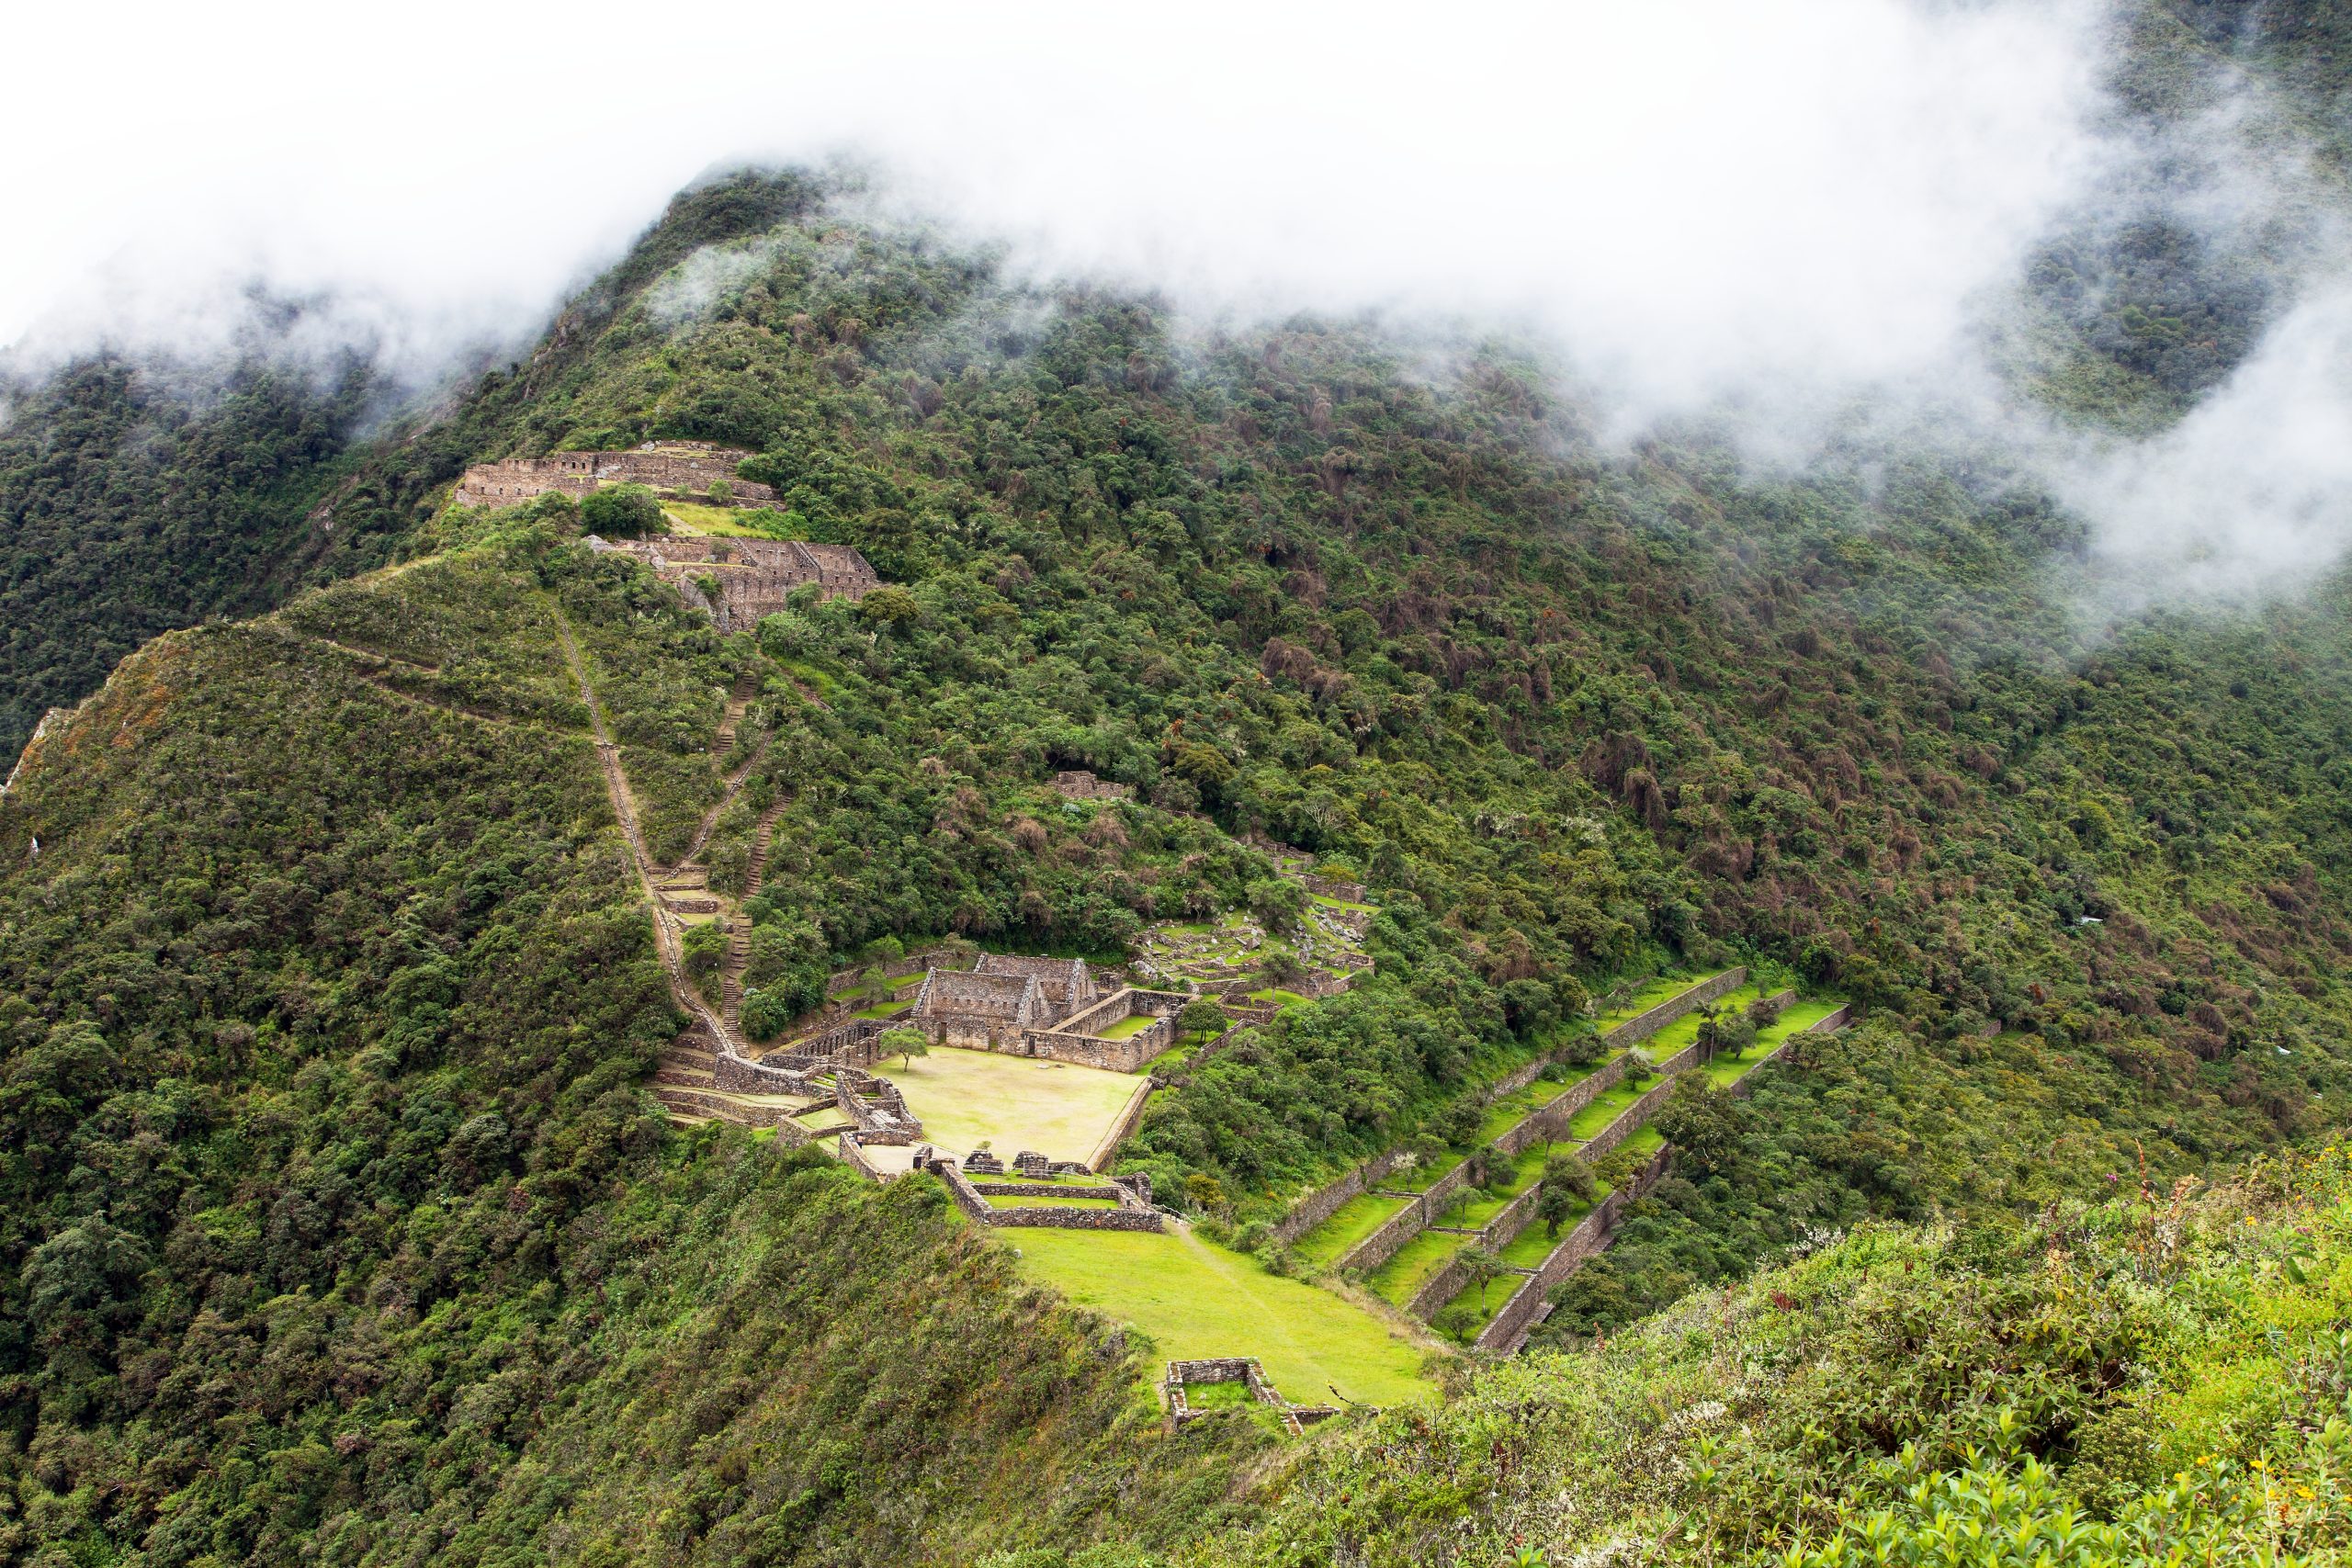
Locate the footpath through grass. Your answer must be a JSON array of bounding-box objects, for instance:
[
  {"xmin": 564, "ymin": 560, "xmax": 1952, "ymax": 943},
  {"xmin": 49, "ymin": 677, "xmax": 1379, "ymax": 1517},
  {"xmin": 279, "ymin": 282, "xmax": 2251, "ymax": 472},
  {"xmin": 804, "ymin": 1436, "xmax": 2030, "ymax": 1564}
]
[{"xmin": 1007, "ymin": 1226, "xmax": 1435, "ymax": 1407}]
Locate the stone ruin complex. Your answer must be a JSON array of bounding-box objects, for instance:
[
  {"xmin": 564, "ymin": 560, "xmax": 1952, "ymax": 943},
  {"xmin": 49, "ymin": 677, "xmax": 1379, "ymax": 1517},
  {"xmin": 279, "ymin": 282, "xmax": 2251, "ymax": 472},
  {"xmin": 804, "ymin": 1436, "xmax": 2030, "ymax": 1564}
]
[
  {"xmin": 1051, "ymin": 769, "xmax": 1132, "ymax": 801},
  {"xmin": 585, "ymin": 534, "xmax": 880, "ymax": 631},
  {"xmin": 906, "ymin": 953, "xmax": 1189, "ymax": 1073},
  {"xmin": 454, "ymin": 441, "xmax": 778, "ymax": 510}
]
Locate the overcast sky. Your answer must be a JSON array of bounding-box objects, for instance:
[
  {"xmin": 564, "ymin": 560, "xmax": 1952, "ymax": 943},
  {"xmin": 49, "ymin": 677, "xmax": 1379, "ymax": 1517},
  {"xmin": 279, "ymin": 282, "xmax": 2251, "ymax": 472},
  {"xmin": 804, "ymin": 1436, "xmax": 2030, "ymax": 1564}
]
[{"xmin": 9, "ymin": 0, "xmax": 2349, "ymax": 604}]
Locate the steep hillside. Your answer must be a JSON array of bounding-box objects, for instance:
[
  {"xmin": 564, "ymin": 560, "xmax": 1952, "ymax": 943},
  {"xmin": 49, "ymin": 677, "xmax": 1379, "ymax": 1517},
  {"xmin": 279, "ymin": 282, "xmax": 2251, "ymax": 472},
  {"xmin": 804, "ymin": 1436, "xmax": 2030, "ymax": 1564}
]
[{"xmin": 6, "ymin": 106, "xmax": 2352, "ymax": 1568}]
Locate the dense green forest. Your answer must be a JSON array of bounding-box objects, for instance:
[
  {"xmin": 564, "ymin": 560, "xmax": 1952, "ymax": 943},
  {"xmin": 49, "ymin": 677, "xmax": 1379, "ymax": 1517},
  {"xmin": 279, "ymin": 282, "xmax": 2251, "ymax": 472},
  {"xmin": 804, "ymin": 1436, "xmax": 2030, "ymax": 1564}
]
[{"xmin": 5, "ymin": 4, "xmax": 2352, "ymax": 1562}]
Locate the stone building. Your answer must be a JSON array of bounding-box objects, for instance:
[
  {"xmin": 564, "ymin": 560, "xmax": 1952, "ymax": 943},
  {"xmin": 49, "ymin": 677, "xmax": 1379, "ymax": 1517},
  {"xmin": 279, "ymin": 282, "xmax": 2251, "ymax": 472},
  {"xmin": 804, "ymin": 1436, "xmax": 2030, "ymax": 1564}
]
[
  {"xmin": 584, "ymin": 535, "xmax": 881, "ymax": 630},
  {"xmin": 453, "ymin": 442, "xmax": 778, "ymax": 510},
  {"xmin": 1051, "ymin": 769, "xmax": 1133, "ymax": 801}
]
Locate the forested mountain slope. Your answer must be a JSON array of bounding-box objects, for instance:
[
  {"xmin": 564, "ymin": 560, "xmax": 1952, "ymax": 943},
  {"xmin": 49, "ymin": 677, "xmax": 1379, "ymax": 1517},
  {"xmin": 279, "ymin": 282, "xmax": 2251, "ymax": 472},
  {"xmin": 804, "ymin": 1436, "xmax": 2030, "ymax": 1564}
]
[{"xmin": 6, "ymin": 8, "xmax": 2352, "ymax": 1556}]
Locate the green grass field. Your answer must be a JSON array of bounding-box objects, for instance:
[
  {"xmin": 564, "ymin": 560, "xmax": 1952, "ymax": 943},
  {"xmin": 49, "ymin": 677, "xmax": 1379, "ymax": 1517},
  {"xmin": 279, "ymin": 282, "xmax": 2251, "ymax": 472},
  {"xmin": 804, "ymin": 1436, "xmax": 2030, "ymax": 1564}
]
[
  {"xmin": 1096, "ymin": 1013, "xmax": 1157, "ymax": 1040},
  {"xmin": 658, "ymin": 502, "xmax": 805, "ymax": 537},
  {"xmin": 981, "ymin": 1192, "xmax": 1122, "ymax": 1210},
  {"xmin": 1006, "ymin": 1227, "xmax": 1435, "ymax": 1407},
  {"xmin": 1292, "ymin": 1192, "xmax": 1410, "ymax": 1266},
  {"xmin": 866, "ymin": 1047, "xmax": 1143, "ymax": 1172}
]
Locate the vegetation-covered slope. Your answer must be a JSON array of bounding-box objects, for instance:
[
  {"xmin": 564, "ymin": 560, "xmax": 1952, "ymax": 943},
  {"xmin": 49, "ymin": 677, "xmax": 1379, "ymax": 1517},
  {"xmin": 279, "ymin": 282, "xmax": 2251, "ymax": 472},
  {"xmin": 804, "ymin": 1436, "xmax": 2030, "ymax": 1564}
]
[
  {"xmin": 1187, "ymin": 1145, "xmax": 2352, "ymax": 1567},
  {"xmin": 6, "ymin": 12, "xmax": 2352, "ymax": 1552}
]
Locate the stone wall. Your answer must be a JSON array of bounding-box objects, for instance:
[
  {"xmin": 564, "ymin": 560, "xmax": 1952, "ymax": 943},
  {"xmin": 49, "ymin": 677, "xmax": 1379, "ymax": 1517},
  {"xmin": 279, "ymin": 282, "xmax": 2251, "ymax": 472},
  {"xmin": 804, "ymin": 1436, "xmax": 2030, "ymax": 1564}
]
[
  {"xmin": 985, "ymin": 1204, "xmax": 1164, "ymax": 1232},
  {"xmin": 1052, "ymin": 769, "xmax": 1133, "ymax": 801},
  {"xmin": 1582, "ymin": 1077, "xmax": 1676, "ymax": 1160},
  {"xmin": 1268, "ymin": 1148, "xmax": 1408, "ymax": 1246},
  {"xmin": 1087, "ymin": 1079, "xmax": 1157, "ymax": 1172},
  {"xmin": 1490, "ymin": 1055, "xmax": 1632, "ymax": 1158},
  {"xmin": 1607, "ymin": 965, "xmax": 1748, "ymax": 1051},
  {"xmin": 1405, "ymin": 1177, "xmax": 1550, "ymax": 1320},
  {"xmin": 456, "ymin": 445, "xmax": 778, "ymax": 510},
  {"xmin": 1335, "ymin": 1157, "xmax": 1476, "ymax": 1274}
]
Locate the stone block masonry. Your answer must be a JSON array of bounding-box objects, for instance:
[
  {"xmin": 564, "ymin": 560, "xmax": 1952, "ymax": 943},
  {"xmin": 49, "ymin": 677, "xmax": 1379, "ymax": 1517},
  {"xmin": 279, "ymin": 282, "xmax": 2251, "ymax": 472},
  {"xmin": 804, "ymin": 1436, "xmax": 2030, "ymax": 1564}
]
[
  {"xmin": 1268, "ymin": 1148, "xmax": 1410, "ymax": 1247},
  {"xmin": 1476, "ymin": 1145, "xmax": 1676, "ymax": 1352},
  {"xmin": 455, "ymin": 443, "xmax": 778, "ymax": 509}
]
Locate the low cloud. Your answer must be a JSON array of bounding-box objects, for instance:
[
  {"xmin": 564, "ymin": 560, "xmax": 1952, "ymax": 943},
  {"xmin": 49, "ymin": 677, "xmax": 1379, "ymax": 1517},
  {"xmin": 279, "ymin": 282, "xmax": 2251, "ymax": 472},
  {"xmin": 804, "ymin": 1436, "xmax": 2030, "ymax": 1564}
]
[{"xmin": 3, "ymin": 0, "xmax": 2346, "ymax": 607}]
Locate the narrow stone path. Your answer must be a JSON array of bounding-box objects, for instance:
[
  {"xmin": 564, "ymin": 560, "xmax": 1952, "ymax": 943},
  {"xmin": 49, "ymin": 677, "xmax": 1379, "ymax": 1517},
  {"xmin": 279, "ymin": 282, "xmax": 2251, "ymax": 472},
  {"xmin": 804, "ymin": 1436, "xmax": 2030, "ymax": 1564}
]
[
  {"xmin": 550, "ymin": 605, "xmax": 740, "ymax": 1058},
  {"xmin": 718, "ymin": 795, "xmax": 788, "ymax": 1030}
]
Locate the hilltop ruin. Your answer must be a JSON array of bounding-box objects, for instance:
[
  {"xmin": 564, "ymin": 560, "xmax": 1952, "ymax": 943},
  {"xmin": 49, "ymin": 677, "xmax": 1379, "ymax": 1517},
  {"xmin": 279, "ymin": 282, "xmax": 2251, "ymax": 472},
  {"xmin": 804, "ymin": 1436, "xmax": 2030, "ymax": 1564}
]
[
  {"xmin": 585, "ymin": 534, "xmax": 879, "ymax": 630},
  {"xmin": 454, "ymin": 441, "xmax": 778, "ymax": 509}
]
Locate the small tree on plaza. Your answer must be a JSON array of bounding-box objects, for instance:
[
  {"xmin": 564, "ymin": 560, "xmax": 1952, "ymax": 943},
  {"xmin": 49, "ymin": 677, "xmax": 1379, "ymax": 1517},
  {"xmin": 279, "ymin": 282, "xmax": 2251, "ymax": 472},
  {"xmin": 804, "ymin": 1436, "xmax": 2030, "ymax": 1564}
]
[{"xmin": 880, "ymin": 1026, "xmax": 929, "ymax": 1071}]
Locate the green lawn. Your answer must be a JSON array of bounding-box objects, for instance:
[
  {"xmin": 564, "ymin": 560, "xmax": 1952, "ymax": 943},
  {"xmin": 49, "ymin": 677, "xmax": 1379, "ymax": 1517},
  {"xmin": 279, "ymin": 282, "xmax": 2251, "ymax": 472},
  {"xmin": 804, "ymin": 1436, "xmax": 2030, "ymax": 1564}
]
[
  {"xmin": 659, "ymin": 502, "xmax": 768, "ymax": 536},
  {"xmin": 1293, "ymin": 1192, "xmax": 1411, "ymax": 1267},
  {"xmin": 1096, "ymin": 1013, "xmax": 1157, "ymax": 1040},
  {"xmin": 1006, "ymin": 1226, "xmax": 1434, "ymax": 1407},
  {"xmin": 890, "ymin": 971, "xmax": 928, "ymax": 991},
  {"xmin": 861, "ymin": 1046, "xmax": 1144, "ymax": 1174},
  {"xmin": 851, "ymin": 1001, "xmax": 910, "ymax": 1021},
  {"xmin": 981, "ymin": 1192, "xmax": 1122, "ymax": 1210},
  {"xmin": 1245, "ymin": 988, "xmax": 1311, "ymax": 1008},
  {"xmin": 1309, "ymin": 892, "xmax": 1376, "ymax": 913}
]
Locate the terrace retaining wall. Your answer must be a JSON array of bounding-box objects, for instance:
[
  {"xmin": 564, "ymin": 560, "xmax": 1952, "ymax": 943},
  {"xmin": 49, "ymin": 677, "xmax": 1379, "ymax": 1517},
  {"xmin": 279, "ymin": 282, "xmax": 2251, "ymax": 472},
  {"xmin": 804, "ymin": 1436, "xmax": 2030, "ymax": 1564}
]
[
  {"xmin": 1491, "ymin": 1056, "xmax": 1631, "ymax": 1158},
  {"xmin": 1476, "ymin": 1145, "xmax": 1675, "ymax": 1352},
  {"xmin": 1582, "ymin": 1077, "xmax": 1676, "ymax": 1160},
  {"xmin": 1269, "ymin": 1148, "xmax": 1409, "ymax": 1247},
  {"xmin": 1405, "ymin": 1179, "xmax": 1549, "ymax": 1320},
  {"xmin": 1336, "ymin": 1158, "xmax": 1476, "ymax": 1274}
]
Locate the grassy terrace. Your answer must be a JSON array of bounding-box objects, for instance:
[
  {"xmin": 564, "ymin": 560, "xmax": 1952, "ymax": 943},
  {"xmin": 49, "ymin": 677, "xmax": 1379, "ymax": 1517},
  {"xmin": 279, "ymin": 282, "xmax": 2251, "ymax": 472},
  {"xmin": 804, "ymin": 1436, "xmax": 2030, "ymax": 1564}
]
[
  {"xmin": 1008, "ymin": 1227, "xmax": 1434, "ymax": 1407},
  {"xmin": 1564, "ymin": 1080, "xmax": 1650, "ymax": 1142},
  {"xmin": 980, "ymin": 1192, "xmax": 1122, "ymax": 1210},
  {"xmin": 1095, "ymin": 1013, "xmax": 1157, "ymax": 1040},
  {"xmin": 1637, "ymin": 978, "xmax": 1758, "ymax": 1053},
  {"xmin": 1293, "ymin": 1191, "xmax": 1411, "ymax": 1267},
  {"xmin": 1702, "ymin": 998, "xmax": 1841, "ymax": 1088},
  {"xmin": 1590, "ymin": 971, "xmax": 1708, "ymax": 1032},
  {"xmin": 1283, "ymin": 971, "xmax": 1731, "ymax": 1272},
  {"xmin": 1471, "ymin": 1077, "xmax": 1564, "ymax": 1144},
  {"xmin": 1368, "ymin": 1229, "xmax": 1474, "ymax": 1308}
]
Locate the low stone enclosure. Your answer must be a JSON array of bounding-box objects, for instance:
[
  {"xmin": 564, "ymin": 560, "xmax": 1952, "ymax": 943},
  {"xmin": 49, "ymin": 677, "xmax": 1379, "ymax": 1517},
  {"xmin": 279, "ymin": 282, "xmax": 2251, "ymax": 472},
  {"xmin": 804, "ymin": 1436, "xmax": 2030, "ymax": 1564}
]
[
  {"xmin": 1163, "ymin": 1358, "xmax": 1340, "ymax": 1437},
  {"xmin": 928, "ymin": 1156, "xmax": 1163, "ymax": 1232},
  {"xmin": 456, "ymin": 442, "xmax": 778, "ymax": 510},
  {"xmin": 585, "ymin": 534, "xmax": 880, "ymax": 632},
  {"xmin": 1052, "ymin": 769, "xmax": 1132, "ymax": 801}
]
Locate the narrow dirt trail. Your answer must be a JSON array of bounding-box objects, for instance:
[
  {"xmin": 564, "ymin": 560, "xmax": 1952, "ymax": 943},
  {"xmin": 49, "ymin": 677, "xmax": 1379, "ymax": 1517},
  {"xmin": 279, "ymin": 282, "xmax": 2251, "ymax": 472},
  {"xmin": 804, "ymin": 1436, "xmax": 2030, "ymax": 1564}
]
[{"xmin": 551, "ymin": 605, "xmax": 741, "ymax": 1054}]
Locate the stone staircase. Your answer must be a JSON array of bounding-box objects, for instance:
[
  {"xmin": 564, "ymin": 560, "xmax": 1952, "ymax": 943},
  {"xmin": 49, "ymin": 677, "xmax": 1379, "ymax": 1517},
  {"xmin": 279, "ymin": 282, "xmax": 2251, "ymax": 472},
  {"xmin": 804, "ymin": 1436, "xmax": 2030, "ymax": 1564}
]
[{"xmin": 713, "ymin": 667, "xmax": 759, "ymax": 755}]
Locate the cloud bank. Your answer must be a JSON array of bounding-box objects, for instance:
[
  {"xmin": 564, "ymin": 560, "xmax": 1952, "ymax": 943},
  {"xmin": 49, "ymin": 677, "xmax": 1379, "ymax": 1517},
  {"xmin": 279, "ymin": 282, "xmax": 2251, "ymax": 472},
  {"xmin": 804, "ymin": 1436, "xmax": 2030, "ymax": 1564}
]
[{"xmin": 4, "ymin": 0, "xmax": 2346, "ymax": 603}]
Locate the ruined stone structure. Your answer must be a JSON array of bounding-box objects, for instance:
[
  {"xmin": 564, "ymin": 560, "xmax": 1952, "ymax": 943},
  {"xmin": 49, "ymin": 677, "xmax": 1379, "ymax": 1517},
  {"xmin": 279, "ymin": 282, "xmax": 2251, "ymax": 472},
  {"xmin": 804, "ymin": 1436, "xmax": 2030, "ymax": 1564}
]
[
  {"xmin": 905, "ymin": 951, "xmax": 1184, "ymax": 1072},
  {"xmin": 1162, "ymin": 1359, "xmax": 1340, "ymax": 1435},
  {"xmin": 1051, "ymin": 769, "xmax": 1132, "ymax": 801},
  {"xmin": 586, "ymin": 535, "xmax": 880, "ymax": 632},
  {"xmin": 455, "ymin": 442, "xmax": 777, "ymax": 510}
]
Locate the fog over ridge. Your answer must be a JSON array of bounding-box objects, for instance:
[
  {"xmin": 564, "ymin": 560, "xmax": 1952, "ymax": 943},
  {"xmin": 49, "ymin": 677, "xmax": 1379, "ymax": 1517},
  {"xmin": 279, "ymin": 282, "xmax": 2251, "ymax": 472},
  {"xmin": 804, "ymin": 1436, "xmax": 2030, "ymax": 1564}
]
[{"xmin": 5, "ymin": 0, "xmax": 2346, "ymax": 607}]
